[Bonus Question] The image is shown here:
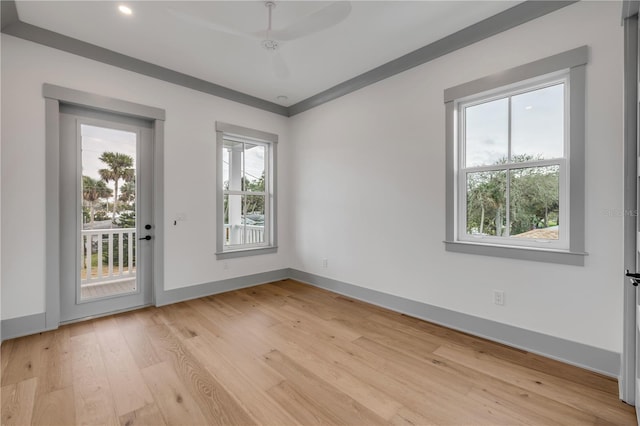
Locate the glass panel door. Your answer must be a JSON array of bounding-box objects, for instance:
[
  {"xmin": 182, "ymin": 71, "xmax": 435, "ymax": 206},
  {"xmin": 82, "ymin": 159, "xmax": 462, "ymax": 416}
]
[
  {"xmin": 59, "ymin": 106, "xmax": 153, "ymax": 323},
  {"xmin": 80, "ymin": 124, "xmax": 138, "ymax": 301}
]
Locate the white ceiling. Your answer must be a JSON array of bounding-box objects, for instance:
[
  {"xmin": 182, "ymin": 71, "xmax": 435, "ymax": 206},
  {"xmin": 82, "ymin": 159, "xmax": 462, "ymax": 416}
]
[{"xmin": 16, "ymin": 1, "xmax": 522, "ymax": 106}]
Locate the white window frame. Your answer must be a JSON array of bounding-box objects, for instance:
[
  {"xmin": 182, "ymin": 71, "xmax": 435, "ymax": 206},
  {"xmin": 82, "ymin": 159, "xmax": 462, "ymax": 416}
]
[
  {"xmin": 444, "ymin": 46, "xmax": 588, "ymax": 265},
  {"xmin": 457, "ymin": 75, "xmax": 569, "ymax": 250},
  {"xmin": 215, "ymin": 122, "xmax": 278, "ymax": 259}
]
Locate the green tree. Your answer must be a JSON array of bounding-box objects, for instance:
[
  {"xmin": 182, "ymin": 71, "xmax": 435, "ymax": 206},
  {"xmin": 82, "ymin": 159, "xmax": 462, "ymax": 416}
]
[
  {"xmin": 115, "ymin": 211, "xmax": 136, "ymax": 228},
  {"xmin": 465, "ymin": 155, "xmax": 558, "ymax": 237},
  {"xmin": 510, "ymin": 167, "xmax": 559, "ymax": 234},
  {"xmin": 119, "ymin": 178, "xmax": 136, "ymax": 207},
  {"xmin": 466, "ymin": 171, "xmax": 506, "ymax": 236},
  {"xmin": 243, "ymin": 172, "xmax": 265, "ymax": 215},
  {"xmin": 98, "ymin": 152, "xmax": 134, "ymax": 221},
  {"xmin": 82, "ymin": 175, "xmax": 112, "ymax": 225}
]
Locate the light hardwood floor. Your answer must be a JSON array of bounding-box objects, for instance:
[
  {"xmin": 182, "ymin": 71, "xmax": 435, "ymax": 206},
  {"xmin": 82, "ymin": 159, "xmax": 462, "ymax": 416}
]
[{"xmin": 1, "ymin": 279, "xmax": 635, "ymax": 425}]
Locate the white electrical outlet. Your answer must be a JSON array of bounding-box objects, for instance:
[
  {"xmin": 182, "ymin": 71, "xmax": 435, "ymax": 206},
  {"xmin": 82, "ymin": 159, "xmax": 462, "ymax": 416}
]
[
  {"xmin": 493, "ymin": 290, "xmax": 505, "ymax": 306},
  {"xmin": 223, "ymin": 262, "xmax": 229, "ymax": 270},
  {"xmin": 322, "ymin": 258, "xmax": 328, "ymax": 268}
]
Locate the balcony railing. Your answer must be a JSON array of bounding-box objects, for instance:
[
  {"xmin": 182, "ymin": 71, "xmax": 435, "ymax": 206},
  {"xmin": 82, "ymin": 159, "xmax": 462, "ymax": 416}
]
[
  {"xmin": 81, "ymin": 228, "xmax": 136, "ymax": 285},
  {"xmin": 80, "ymin": 225, "xmax": 265, "ymax": 287},
  {"xmin": 224, "ymin": 224, "xmax": 265, "ymax": 245}
]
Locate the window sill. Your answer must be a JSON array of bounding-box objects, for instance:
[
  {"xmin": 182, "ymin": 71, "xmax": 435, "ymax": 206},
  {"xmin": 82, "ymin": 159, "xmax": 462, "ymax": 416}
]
[
  {"xmin": 443, "ymin": 241, "xmax": 586, "ymax": 266},
  {"xmin": 216, "ymin": 246, "xmax": 278, "ymax": 260}
]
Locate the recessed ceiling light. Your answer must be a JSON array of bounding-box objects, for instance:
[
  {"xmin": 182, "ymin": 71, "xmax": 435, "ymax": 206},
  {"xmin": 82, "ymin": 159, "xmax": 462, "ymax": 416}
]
[
  {"xmin": 118, "ymin": 5, "xmax": 133, "ymax": 16},
  {"xmin": 277, "ymin": 95, "xmax": 288, "ymax": 102}
]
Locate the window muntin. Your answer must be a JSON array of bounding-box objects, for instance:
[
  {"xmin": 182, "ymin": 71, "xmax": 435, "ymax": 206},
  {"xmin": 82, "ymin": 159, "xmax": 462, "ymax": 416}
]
[
  {"xmin": 222, "ymin": 136, "xmax": 271, "ymax": 250},
  {"xmin": 457, "ymin": 77, "xmax": 568, "ymax": 249}
]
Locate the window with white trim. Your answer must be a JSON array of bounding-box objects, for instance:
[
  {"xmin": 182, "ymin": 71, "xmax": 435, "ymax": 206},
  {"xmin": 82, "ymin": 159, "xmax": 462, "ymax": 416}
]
[
  {"xmin": 216, "ymin": 122, "xmax": 277, "ymax": 259},
  {"xmin": 458, "ymin": 76, "xmax": 568, "ymax": 249},
  {"xmin": 444, "ymin": 46, "xmax": 588, "ymax": 265}
]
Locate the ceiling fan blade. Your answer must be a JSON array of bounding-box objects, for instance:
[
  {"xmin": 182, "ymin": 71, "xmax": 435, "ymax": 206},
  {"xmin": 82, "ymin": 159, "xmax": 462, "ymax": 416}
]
[
  {"xmin": 166, "ymin": 7, "xmax": 256, "ymax": 41},
  {"xmin": 271, "ymin": 51, "xmax": 290, "ymax": 80},
  {"xmin": 270, "ymin": 2, "xmax": 352, "ymax": 41}
]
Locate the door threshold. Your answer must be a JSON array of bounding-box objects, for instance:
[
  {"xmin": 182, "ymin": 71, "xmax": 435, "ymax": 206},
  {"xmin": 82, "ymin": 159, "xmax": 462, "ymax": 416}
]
[{"xmin": 59, "ymin": 303, "xmax": 153, "ymax": 326}]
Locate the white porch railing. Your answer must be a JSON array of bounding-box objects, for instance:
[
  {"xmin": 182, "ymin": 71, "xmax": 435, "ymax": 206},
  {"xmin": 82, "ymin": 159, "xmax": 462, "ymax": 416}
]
[
  {"xmin": 224, "ymin": 224, "xmax": 265, "ymax": 245},
  {"xmin": 81, "ymin": 228, "xmax": 136, "ymax": 285}
]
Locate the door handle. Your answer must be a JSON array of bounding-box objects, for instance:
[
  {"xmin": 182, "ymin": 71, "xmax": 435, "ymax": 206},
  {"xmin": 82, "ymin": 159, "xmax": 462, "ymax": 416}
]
[
  {"xmin": 625, "ymin": 270, "xmax": 640, "ymax": 286},
  {"xmin": 138, "ymin": 235, "xmax": 152, "ymax": 241}
]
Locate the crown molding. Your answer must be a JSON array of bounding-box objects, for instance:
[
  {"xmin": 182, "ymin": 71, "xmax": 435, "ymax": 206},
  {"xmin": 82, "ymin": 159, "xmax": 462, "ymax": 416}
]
[{"xmin": 2, "ymin": 1, "xmax": 577, "ymax": 117}]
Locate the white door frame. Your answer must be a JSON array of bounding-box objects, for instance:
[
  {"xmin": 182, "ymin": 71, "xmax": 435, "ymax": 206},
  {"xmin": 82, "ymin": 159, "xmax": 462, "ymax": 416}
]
[
  {"xmin": 43, "ymin": 84, "xmax": 165, "ymax": 329},
  {"xmin": 622, "ymin": 9, "xmax": 639, "ymax": 407},
  {"xmin": 59, "ymin": 110, "xmax": 153, "ymax": 321}
]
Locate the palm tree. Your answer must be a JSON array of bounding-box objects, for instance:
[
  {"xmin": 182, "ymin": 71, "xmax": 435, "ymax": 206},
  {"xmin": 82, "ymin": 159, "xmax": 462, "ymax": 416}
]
[
  {"xmin": 98, "ymin": 152, "xmax": 134, "ymax": 221},
  {"xmin": 82, "ymin": 175, "xmax": 112, "ymax": 226},
  {"xmin": 81, "ymin": 175, "xmax": 113, "ymax": 272},
  {"xmin": 119, "ymin": 178, "xmax": 136, "ymax": 206}
]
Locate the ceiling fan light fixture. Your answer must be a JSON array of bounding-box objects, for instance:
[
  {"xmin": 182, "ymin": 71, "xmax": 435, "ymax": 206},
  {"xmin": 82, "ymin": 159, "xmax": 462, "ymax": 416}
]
[
  {"xmin": 261, "ymin": 39, "xmax": 279, "ymax": 51},
  {"xmin": 261, "ymin": 1, "xmax": 279, "ymax": 51}
]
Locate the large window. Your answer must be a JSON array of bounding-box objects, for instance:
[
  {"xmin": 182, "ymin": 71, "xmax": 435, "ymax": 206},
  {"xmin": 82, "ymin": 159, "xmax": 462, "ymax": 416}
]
[
  {"xmin": 216, "ymin": 122, "xmax": 277, "ymax": 259},
  {"xmin": 444, "ymin": 46, "xmax": 588, "ymax": 265},
  {"xmin": 459, "ymin": 79, "xmax": 567, "ymax": 249}
]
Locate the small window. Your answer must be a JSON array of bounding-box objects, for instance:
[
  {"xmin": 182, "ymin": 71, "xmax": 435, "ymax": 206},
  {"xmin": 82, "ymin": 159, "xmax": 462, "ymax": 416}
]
[
  {"xmin": 216, "ymin": 122, "xmax": 277, "ymax": 259},
  {"xmin": 444, "ymin": 46, "xmax": 588, "ymax": 265}
]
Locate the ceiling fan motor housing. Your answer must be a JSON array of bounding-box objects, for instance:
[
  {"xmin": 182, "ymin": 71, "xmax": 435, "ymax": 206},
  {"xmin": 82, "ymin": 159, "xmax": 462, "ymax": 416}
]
[{"xmin": 262, "ymin": 39, "xmax": 279, "ymax": 51}]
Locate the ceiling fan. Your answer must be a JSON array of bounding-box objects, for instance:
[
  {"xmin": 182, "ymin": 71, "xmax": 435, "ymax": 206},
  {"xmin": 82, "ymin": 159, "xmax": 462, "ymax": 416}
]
[{"xmin": 168, "ymin": 1, "xmax": 352, "ymax": 80}]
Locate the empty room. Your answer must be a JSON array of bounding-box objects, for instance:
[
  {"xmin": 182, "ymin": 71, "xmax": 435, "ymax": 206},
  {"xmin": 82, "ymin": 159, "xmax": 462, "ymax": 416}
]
[{"xmin": 2, "ymin": 0, "xmax": 640, "ymax": 424}]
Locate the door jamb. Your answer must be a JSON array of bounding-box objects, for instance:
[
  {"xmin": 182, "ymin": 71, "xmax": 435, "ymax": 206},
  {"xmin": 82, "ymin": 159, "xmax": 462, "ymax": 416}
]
[
  {"xmin": 43, "ymin": 84, "xmax": 165, "ymax": 330},
  {"xmin": 622, "ymin": 13, "xmax": 638, "ymax": 404}
]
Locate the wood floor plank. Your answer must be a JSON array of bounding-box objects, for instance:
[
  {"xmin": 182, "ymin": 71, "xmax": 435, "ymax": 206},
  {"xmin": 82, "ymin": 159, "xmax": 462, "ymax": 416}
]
[
  {"xmin": 1, "ymin": 332, "xmax": 51, "ymax": 386},
  {"xmin": 465, "ymin": 384, "xmax": 597, "ymax": 426},
  {"xmin": 134, "ymin": 307, "xmax": 166, "ymax": 327},
  {"xmin": 434, "ymin": 343, "xmax": 635, "ymax": 424},
  {"xmin": 70, "ymin": 332, "xmax": 120, "ymax": 426},
  {"xmin": 140, "ymin": 361, "xmax": 209, "ymax": 425},
  {"xmin": 174, "ymin": 301, "xmax": 285, "ymax": 390},
  {"xmin": 367, "ymin": 310, "xmax": 620, "ymax": 396},
  {"xmin": 183, "ymin": 335, "xmax": 299, "ymax": 425},
  {"xmin": 116, "ymin": 313, "xmax": 163, "ymax": 370},
  {"xmin": 263, "ymin": 349, "xmax": 387, "ymax": 425},
  {"xmin": 270, "ymin": 321, "xmax": 512, "ymax": 424},
  {"xmin": 284, "ymin": 281, "xmax": 623, "ymax": 399},
  {"xmin": 144, "ymin": 323, "xmax": 257, "ymax": 425},
  {"xmin": 264, "ymin": 328, "xmax": 404, "ymax": 420},
  {"xmin": 1, "ymin": 339, "xmax": 15, "ymax": 374},
  {"xmin": 37, "ymin": 328, "xmax": 72, "ymax": 396},
  {"xmin": 353, "ymin": 335, "xmax": 473, "ymax": 395},
  {"xmin": 199, "ymin": 294, "xmax": 243, "ymax": 318},
  {"xmin": 32, "ymin": 386, "xmax": 75, "ymax": 426},
  {"xmin": 1, "ymin": 377, "xmax": 37, "ymax": 426},
  {"xmin": 243, "ymin": 291, "xmax": 364, "ymax": 347},
  {"xmin": 66, "ymin": 320, "xmax": 95, "ymax": 338},
  {"xmin": 1, "ymin": 279, "xmax": 635, "ymax": 425},
  {"xmin": 93, "ymin": 317, "xmax": 154, "ymax": 416},
  {"xmin": 118, "ymin": 404, "xmax": 167, "ymax": 426},
  {"xmin": 389, "ymin": 406, "xmax": 438, "ymax": 426},
  {"xmin": 267, "ymin": 379, "xmax": 341, "ymax": 425},
  {"xmin": 213, "ymin": 290, "xmax": 282, "ymax": 327},
  {"xmin": 367, "ymin": 332, "xmax": 601, "ymax": 425},
  {"xmin": 153, "ymin": 303, "xmax": 202, "ymax": 339}
]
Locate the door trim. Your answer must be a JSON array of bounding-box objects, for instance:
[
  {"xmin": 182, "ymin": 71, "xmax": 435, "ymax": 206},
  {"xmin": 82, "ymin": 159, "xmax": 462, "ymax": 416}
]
[
  {"xmin": 622, "ymin": 14, "xmax": 638, "ymax": 404},
  {"xmin": 44, "ymin": 84, "xmax": 165, "ymax": 330}
]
